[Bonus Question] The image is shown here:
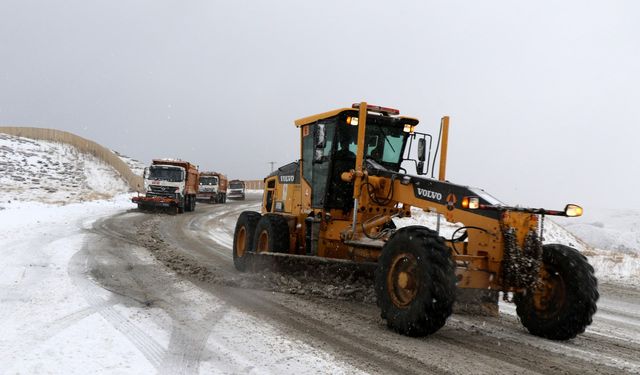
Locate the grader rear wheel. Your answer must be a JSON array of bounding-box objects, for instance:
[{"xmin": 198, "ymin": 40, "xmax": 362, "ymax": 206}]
[
  {"xmin": 232, "ymin": 211, "xmax": 261, "ymax": 271},
  {"xmin": 253, "ymin": 214, "xmax": 290, "ymax": 254},
  {"xmin": 514, "ymin": 244, "xmax": 599, "ymax": 340},
  {"xmin": 375, "ymin": 226, "xmax": 456, "ymax": 337}
]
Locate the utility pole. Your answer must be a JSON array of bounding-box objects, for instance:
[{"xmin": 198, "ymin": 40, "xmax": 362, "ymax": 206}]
[{"xmin": 268, "ymin": 161, "xmax": 276, "ymax": 173}]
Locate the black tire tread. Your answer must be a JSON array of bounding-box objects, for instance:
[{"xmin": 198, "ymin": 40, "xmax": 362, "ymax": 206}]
[
  {"xmin": 514, "ymin": 244, "xmax": 599, "ymax": 340},
  {"xmin": 375, "ymin": 225, "xmax": 456, "ymax": 337},
  {"xmin": 232, "ymin": 211, "xmax": 262, "ymax": 271},
  {"xmin": 253, "ymin": 214, "xmax": 290, "ymax": 253}
]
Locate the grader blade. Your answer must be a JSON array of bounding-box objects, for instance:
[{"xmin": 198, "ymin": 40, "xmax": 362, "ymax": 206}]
[
  {"xmin": 248, "ymin": 253, "xmax": 377, "ymax": 281},
  {"xmin": 247, "ymin": 253, "xmax": 499, "ymax": 316}
]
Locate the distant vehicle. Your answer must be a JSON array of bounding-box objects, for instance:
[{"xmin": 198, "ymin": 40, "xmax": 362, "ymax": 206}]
[
  {"xmin": 132, "ymin": 159, "xmax": 199, "ymax": 213},
  {"xmin": 227, "ymin": 179, "xmax": 246, "ymax": 200},
  {"xmin": 197, "ymin": 172, "xmax": 228, "ymax": 203}
]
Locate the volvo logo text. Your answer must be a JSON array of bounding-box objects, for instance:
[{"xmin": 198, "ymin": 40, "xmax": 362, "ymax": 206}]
[{"xmin": 416, "ymin": 188, "xmax": 442, "ymax": 201}]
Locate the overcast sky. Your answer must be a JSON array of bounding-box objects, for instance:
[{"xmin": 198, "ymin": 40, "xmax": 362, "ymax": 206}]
[{"xmin": 1, "ymin": 1, "xmax": 638, "ymax": 210}]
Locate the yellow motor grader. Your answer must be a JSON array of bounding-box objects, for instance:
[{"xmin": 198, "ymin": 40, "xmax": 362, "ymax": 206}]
[{"xmin": 232, "ymin": 102, "xmax": 598, "ymax": 340}]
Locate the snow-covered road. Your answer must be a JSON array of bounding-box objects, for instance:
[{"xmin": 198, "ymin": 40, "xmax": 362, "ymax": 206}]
[
  {"xmin": 0, "ymin": 196, "xmax": 363, "ymax": 374},
  {"xmin": 1, "ymin": 195, "xmax": 640, "ymax": 374}
]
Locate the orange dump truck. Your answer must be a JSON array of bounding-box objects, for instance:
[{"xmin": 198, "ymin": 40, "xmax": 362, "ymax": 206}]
[
  {"xmin": 132, "ymin": 159, "xmax": 199, "ymax": 213},
  {"xmin": 197, "ymin": 171, "xmax": 228, "ymax": 203}
]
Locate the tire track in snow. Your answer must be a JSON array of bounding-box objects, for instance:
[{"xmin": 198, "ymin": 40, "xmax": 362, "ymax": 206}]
[
  {"xmin": 88, "ymin": 212, "xmax": 239, "ymax": 374},
  {"xmin": 68, "ymin": 239, "xmax": 167, "ymax": 370},
  {"xmin": 450, "ymin": 311, "xmax": 640, "ymax": 373},
  {"xmin": 158, "ymin": 304, "xmax": 233, "ymax": 375},
  {"xmin": 196, "ymin": 201, "xmax": 260, "ymax": 251}
]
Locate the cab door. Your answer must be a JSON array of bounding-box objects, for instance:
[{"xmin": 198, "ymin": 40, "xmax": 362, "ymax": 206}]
[{"xmin": 301, "ymin": 121, "xmax": 336, "ymax": 208}]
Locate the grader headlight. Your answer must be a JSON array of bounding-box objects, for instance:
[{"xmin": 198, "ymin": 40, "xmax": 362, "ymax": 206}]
[
  {"xmin": 564, "ymin": 204, "xmax": 583, "ymax": 217},
  {"xmin": 346, "ymin": 116, "xmax": 359, "ymax": 126},
  {"xmin": 462, "ymin": 196, "xmax": 480, "ymax": 210}
]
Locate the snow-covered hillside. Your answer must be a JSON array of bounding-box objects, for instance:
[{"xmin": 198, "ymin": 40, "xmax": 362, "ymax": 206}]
[
  {"xmin": 556, "ymin": 208, "xmax": 640, "ymax": 254},
  {"xmin": 555, "ymin": 209, "xmax": 640, "ymax": 286},
  {"xmin": 114, "ymin": 150, "xmax": 145, "ymax": 176},
  {"xmin": 0, "ymin": 133, "xmax": 131, "ymax": 204}
]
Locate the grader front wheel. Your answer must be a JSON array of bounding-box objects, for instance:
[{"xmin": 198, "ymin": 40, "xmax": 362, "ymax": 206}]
[
  {"xmin": 375, "ymin": 226, "xmax": 457, "ymax": 337},
  {"xmin": 514, "ymin": 244, "xmax": 599, "ymax": 340}
]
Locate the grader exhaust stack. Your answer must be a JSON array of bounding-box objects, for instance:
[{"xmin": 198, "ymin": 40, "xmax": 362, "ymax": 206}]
[{"xmin": 438, "ymin": 116, "xmax": 449, "ymax": 182}]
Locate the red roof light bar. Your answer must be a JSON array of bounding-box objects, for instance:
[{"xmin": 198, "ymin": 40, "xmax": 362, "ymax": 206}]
[{"xmin": 351, "ymin": 103, "xmax": 400, "ymax": 116}]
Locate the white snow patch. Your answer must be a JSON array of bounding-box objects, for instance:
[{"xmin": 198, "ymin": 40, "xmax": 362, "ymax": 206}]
[
  {"xmin": 0, "ymin": 133, "xmax": 130, "ymax": 204},
  {"xmin": 114, "ymin": 150, "xmax": 146, "ymax": 177}
]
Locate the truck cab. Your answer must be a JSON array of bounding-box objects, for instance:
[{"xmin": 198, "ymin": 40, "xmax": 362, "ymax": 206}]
[
  {"xmin": 145, "ymin": 164, "xmax": 187, "ymax": 198},
  {"xmin": 133, "ymin": 159, "xmax": 199, "ymax": 213},
  {"xmin": 227, "ymin": 180, "xmax": 246, "ymax": 200},
  {"xmin": 197, "ymin": 172, "xmax": 228, "ymax": 203}
]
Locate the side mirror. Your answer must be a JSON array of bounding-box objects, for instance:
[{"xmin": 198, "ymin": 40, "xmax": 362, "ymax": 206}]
[
  {"xmin": 417, "ymin": 161, "xmax": 425, "ymax": 175},
  {"xmin": 418, "ymin": 138, "xmax": 426, "ymax": 162},
  {"xmin": 143, "ymin": 167, "xmax": 149, "ymax": 179}
]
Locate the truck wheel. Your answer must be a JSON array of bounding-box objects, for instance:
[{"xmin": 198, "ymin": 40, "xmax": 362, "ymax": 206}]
[
  {"xmin": 222, "ymin": 194, "xmax": 226, "ymax": 203},
  {"xmin": 191, "ymin": 195, "xmax": 196, "ymax": 211},
  {"xmin": 375, "ymin": 226, "xmax": 456, "ymax": 337},
  {"xmin": 233, "ymin": 211, "xmax": 262, "ymax": 271},
  {"xmin": 514, "ymin": 244, "xmax": 598, "ymax": 340},
  {"xmin": 185, "ymin": 195, "xmax": 192, "ymax": 212},
  {"xmin": 177, "ymin": 197, "xmax": 185, "ymax": 213},
  {"xmin": 254, "ymin": 214, "xmax": 289, "ymax": 254}
]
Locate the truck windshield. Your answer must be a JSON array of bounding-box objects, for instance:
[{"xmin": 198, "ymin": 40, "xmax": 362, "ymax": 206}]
[
  {"xmin": 230, "ymin": 182, "xmax": 244, "ymax": 189},
  {"xmin": 148, "ymin": 166, "xmax": 184, "ymax": 182},
  {"xmin": 200, "ymin": 177, "xmax": 218, "ymax": 186}
]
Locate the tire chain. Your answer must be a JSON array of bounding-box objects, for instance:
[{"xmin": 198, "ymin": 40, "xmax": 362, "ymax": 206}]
[{"xmin": 501, "ymin": 227, "xmax": 543, "ymax": 301}]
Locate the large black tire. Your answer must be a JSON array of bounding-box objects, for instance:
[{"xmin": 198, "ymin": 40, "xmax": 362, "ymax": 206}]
[
  {"xmin": 253, "ymin": 214, "xmax": 290, "ymax": 254},
  {"xmin": 232, "ymin": 211, "xmax": 262, "ymax": 271},
  {"xmin": 375, "ymin": 226, "xmax": 456, "ymax": 337},
  {"xmin": 185, "ymin": 195, "xmax": 192, "ymax": 212},
  {"xmin": 191, "ymin": 195, "xmax": 196, "ymax": 211},
  {"xmin": 514, "ymin": 244, "xmax": 598, "ymax": 340},
  {"xmin": 177, "ymin": 196, "xmax": 186, "ymax": 214}
]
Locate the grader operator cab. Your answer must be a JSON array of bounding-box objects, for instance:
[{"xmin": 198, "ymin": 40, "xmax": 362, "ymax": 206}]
[{"xmin": 232, "ymin": 102, "xmax": 598, "ymax": 340}]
